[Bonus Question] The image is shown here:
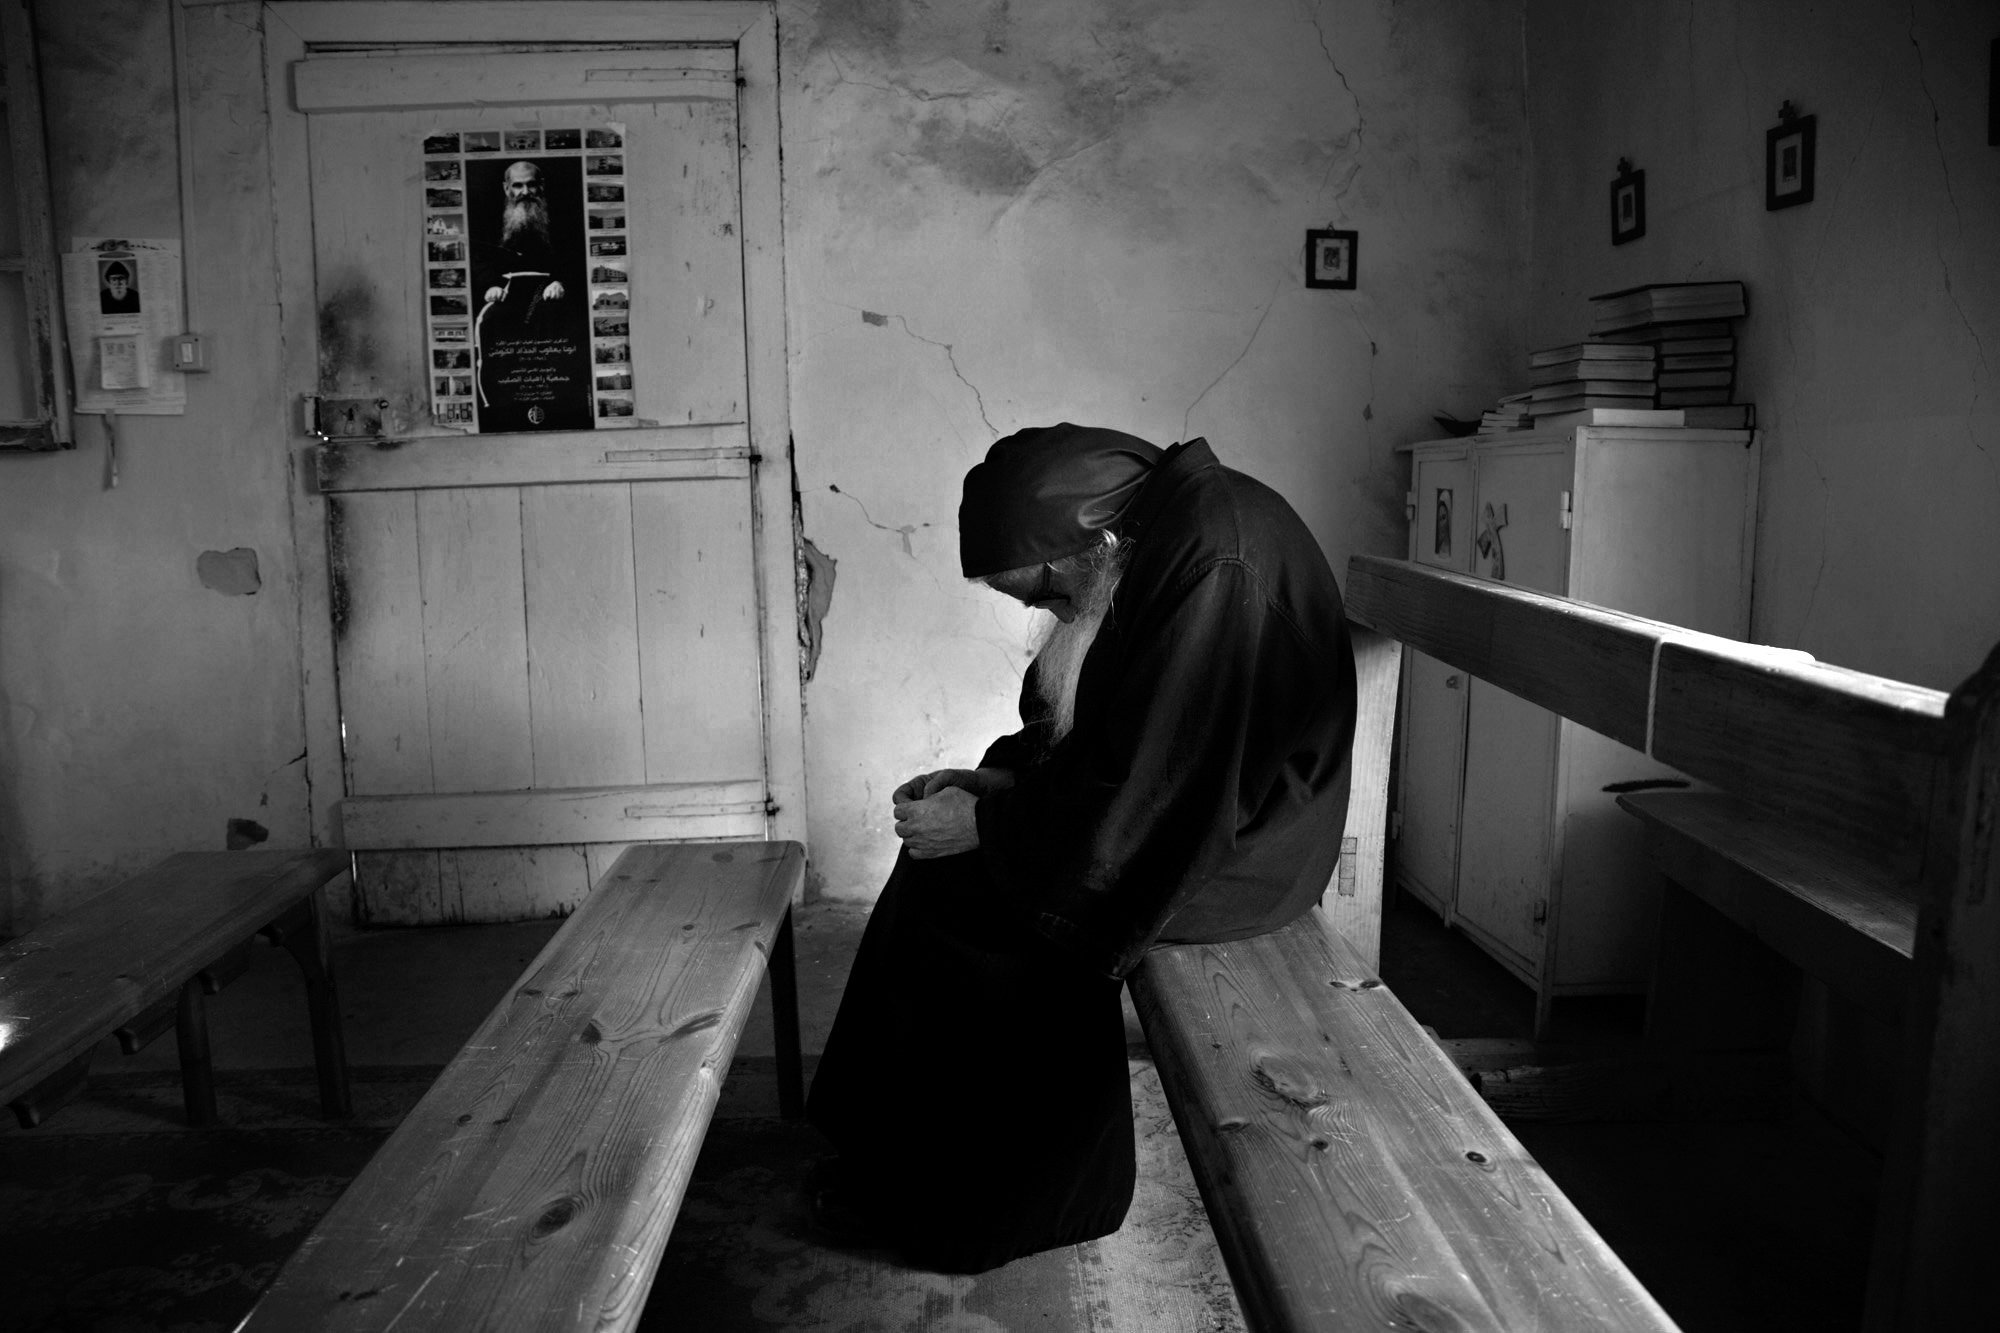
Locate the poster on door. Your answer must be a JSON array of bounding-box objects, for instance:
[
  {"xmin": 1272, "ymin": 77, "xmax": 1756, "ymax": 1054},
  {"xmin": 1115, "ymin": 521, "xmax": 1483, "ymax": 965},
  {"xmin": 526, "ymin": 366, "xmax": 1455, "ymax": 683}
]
[{"xmin": 420, "ymin": 125, "xmax": 633, "ymax": 432}]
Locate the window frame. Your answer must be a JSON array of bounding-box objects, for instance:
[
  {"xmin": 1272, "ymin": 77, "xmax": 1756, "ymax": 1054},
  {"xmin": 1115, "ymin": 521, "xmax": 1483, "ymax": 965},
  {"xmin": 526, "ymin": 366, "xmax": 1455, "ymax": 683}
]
[{"xmin": 0, "ymin": 0, "xmax": 72, "ymax": 451}]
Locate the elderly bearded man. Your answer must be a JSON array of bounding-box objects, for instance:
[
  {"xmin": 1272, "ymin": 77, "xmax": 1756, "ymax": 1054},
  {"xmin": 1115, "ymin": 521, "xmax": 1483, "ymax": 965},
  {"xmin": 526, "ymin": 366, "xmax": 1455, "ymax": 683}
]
[{"xmin": 806, "ymin": 424, "xmax": 1357, "ymax": 1273}]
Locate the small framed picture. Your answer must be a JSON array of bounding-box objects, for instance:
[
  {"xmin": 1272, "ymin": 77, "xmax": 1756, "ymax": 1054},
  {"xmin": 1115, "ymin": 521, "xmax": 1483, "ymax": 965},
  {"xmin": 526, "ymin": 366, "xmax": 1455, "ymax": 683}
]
[
  {"xmin": 1610, "ymin": 162, "xmax": 1645, "ymax": 245},
  {"xmin": 1305, "ymin": 229, "xmax": 1357, "ymax": 290},
  {"xmin": 1765, "ymin": 110, "xmax": 1816, "ymax": 210}
]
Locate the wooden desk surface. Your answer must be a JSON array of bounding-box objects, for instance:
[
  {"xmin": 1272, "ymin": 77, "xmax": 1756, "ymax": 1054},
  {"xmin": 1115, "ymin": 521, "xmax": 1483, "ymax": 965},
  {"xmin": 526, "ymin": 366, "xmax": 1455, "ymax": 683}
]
[{"xmin": 0, "ymin": 849, "xmax": 351, "ymax": 1105}]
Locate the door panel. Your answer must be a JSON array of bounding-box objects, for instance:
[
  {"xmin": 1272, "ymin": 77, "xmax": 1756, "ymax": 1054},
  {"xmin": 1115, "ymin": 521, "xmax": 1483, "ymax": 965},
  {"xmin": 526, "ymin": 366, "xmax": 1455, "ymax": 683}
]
[
  {"xmin": 1409, "ymin": 449, "xmax": 1471, "ymax": 571},
  {"xmin": 1395, "ymin": 649, "xmax": 1467, "ymax": 918},
  {"xmin": 304, "ymin": 45, "xmax": 768, "ymax": 924},
  {"xmin": 520, "ymin": 483, "xmax": 646, "ymax": 787},
  {"xmin": 1454, "ymin": 443, "xmax": 1572, "ymax": 972},
  {"xmin": 632, "ymin": 478, "xmax": 764, "ymax": 782},
  {"xmin": 333, "ymin": 491, "xmax": 432, "ymax": 797},
  {"xmin": 417, "ymin": 488, "xmax": 532, "ymax": 791}
]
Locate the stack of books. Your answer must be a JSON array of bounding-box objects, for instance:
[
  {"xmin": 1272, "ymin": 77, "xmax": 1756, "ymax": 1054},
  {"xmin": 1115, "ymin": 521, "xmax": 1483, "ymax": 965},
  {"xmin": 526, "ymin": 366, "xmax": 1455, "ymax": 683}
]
[
  {"xmin": 1527, "ymin": 341, "xmax": 1657, "ymax": 415},
  {"xmin": 1479, "ymin": 391, "xmax": 1534, "ymax": 433},
  {"xmin": 1589, "ymin": 281, "xmax": 1747, "ymax": 335},
  {"xmin": 1588, "ymin": 282, "xmax": 1747, "ymax": 414}
]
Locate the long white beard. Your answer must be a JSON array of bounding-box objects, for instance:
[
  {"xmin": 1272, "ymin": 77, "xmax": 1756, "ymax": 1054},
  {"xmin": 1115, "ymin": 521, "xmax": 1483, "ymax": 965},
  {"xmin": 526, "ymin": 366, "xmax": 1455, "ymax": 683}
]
[
  {"xmin": 1031, "ymin": 554, "xmax": 1126, "ymax": 744},
  {"xmin": 502, "ymin": 199, "xmax": 550, "ymax": 248}
]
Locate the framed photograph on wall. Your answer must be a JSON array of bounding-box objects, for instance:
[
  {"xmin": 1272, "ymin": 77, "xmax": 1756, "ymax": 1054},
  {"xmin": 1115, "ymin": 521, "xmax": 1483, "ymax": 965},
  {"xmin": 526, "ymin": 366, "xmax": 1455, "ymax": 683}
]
[
  {"xmin": 1305, "ymin": 228, "xmax": 1358, "ymax": 289},
  {"xmin": 1610, "ymin": 160, "xmax": 1645, "ymax": 245},
  {"xmin": 1766, "ymin": 106, "xmax": 1816, "ymax": 210}
]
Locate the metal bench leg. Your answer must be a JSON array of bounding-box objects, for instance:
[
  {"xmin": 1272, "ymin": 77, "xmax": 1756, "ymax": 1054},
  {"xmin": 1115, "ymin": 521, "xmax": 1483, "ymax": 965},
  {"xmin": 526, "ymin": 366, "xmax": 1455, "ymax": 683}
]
[
  {"xmin": 176, "ymin": 978, "xmax": 218, "ymax": 1125},
  {"xmin": 266, "ymin": 892, "xmax": 353, "ymax": 1120},
  {"xmin": 770, "ymin": 905, "xmax": 805, "ymax": 1120}
]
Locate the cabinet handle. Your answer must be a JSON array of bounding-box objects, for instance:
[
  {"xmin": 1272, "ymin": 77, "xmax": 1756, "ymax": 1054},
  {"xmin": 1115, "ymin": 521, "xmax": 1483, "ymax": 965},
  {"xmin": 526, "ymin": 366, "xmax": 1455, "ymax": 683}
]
[{"xmin": 1445, "ymin": 674, "xmax": 1461, "ymax": 689}]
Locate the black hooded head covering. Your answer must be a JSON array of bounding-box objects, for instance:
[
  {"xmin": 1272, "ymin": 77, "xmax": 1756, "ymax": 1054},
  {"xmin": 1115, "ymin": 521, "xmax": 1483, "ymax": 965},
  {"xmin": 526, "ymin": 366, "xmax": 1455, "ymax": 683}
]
[{"xmin": 958, "ymin": 424, "xmax": 1162, "ymax": 578}]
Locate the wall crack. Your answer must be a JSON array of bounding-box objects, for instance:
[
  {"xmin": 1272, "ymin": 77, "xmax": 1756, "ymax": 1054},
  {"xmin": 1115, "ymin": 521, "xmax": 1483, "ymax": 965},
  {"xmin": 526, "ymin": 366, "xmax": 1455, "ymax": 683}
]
[
  {"xmin": 859, "ymin": 308, "xmax": 998, "ymax": 435},
  {"xmin": 829, "ymin": 482, "xmax": 932, "ymax": 558},
  {"xmin": 1907, "ymin": 6, "xmax": 1990, "ymax": 403},
  {"xmin": 1183, "ymin": 278, "xmax": 1286, "ymax": 441},
  {"xmin": 1300, "ymin": 0, "xmax": 1366, "ymax": 213}
]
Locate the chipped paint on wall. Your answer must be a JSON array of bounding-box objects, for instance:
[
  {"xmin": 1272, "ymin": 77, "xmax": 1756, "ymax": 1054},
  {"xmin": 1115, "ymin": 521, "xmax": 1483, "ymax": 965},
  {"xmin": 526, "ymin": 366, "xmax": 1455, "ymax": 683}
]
[{"xmin": 196, "ymin": 548, "xmax": 261, "ymax": 596}]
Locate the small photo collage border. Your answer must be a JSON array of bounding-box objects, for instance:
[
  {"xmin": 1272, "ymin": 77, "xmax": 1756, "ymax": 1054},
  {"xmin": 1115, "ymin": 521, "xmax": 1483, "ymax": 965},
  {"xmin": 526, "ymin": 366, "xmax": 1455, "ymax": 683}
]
[{"xmin": 420, "ymin": 125, "xmax": 632, "ymax": 429}]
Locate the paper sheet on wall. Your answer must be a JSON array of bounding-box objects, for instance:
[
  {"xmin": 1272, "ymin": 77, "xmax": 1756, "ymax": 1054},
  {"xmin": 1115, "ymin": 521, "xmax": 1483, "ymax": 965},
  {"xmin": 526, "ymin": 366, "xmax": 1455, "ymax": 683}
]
[
  {"xmin": 418, "ymin": 124, "xmax": 632, "ymax": 432},
  {"xmin": 62, "ymin": 237, "xmax": 186, "ymax": 415}
]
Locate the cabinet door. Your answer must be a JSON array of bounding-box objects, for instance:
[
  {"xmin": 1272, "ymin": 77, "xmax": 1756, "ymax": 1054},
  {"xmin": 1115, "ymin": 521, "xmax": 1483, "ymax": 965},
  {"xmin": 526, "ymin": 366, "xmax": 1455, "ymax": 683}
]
[
  {"xmin": 1453, "ymin": 443, "xmax": 1572, "ymax": 973},
  {"xmin": 1395, "ymin": 447, "xmax": 1472, "ymax": 916},
  {"xmin": 1396, "ymin": 650, "xmax": 1468, "ymax": 917},
  {"xmin": 1409, "ymin": 449, "xmax": 1472, "ymax": 569}
]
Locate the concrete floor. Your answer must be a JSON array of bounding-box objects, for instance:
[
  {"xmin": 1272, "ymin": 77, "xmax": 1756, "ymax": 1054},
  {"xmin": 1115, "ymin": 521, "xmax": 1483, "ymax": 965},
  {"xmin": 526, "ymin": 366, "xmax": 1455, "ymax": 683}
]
[{"xmin": 22, "ymin": 886, "xmax": 1877, "ymax": 1331}]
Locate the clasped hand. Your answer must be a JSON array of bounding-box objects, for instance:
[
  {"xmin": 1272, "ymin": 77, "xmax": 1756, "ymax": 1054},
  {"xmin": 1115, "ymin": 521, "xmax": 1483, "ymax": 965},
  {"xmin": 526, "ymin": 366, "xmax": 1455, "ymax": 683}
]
[{"xmin": 890, "ymin": 768, "xmax": 1013, "ymax": 860}]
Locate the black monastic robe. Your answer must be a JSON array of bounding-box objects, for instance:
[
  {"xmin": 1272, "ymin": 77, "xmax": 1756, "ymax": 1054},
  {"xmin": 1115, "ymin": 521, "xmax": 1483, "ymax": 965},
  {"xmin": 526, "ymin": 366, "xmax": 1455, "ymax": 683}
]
[{"xmin": 807, "ymin": 438, "xmax": 1357, "ymax": 1271}]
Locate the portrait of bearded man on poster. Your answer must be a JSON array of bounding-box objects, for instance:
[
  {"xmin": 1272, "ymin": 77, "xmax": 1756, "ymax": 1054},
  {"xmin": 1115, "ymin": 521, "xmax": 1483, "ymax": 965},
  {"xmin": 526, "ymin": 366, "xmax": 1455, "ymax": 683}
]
[{"xmin": 467, "ymin": 155, "xmax": 594, "ymax": 432}]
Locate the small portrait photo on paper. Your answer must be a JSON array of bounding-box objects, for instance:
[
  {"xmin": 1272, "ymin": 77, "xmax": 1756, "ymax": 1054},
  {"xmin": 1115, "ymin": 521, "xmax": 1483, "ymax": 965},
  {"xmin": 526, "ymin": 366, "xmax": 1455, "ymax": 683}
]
[{"xmin": 99, "ymin": 258, "xmax": 142, "ymax": 314}]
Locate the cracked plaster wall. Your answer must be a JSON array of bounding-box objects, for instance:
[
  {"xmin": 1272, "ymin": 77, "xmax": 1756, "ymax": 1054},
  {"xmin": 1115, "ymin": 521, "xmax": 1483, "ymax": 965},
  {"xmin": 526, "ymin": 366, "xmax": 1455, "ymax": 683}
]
[
  {"xmin": 0, "ymin": 2, "xmax": 308, "ymax": 932},
  {"xmin": 782, "ymin": 0, "xmax": 1532, "ymax": 899},
  {"xmin": 1526, "ymin": 0, "xmax": 2000, "ymax": 690}
]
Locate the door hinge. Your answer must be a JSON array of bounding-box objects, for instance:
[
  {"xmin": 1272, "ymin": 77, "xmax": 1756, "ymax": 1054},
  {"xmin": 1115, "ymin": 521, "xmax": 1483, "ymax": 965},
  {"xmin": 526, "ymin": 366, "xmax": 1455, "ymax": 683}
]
[
  {"xmin": 1532, "ymin": 898, "xmax": 1548, "ymax": 925},
  {"xmin": 1403, "ymin": 490, "xmax": 1416, "ymax": 522},
  {"xmin": 1390, "ymin": 810, "xmax": 1403, "ymax": 840},
  {"xmin": 1559, "ymin": 490, "xmax": 1573, "ymax": 530}
]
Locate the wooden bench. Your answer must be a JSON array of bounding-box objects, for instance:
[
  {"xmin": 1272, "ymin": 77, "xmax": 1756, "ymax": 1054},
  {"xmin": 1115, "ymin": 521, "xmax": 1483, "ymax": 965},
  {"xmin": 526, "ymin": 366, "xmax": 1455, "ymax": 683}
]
[
  {"xmin": 1131, "ymin": 626, "xmax": 1681, "ymax": 1330},
  {"xmin": 0, "ymin": 848, "xmax": 353, "ymax": 1128},
  {"xmin": 239, "ymin": 839, "xmax": 804, "ymax": 1332},
  {"xmin": 1342, "ymin": 552, "xmax": 1998, "ymax": 1332}
]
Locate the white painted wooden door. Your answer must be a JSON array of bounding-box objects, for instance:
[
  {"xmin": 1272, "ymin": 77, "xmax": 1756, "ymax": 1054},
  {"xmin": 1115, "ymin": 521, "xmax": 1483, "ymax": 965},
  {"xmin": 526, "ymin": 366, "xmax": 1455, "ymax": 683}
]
[
  {"xmin": 1454, "ymin": 443, "xmax": 1573, "ymax": 972},
  {"xmin": 297, "ymin": 42, "xmax": 769, "ymax": 924}
]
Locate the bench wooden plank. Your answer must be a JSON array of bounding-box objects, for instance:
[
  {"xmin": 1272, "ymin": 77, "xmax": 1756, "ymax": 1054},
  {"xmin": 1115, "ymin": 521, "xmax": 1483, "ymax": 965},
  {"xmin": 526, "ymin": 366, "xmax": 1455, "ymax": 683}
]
[
  {"xmin": 1318, "ymin": 627, "xmax": 1401, "ymax": 970},
  {"xmin": 1865, "ymin": 644, "xmax": 2000, "ymax": 1331},
  {"xmin": 1618, "ymin": 791, "xmax": 1916, "ymax": 1019},
  {"xmin": 240, "ymin": 840, "xmax": 804, "ymax": 1333},
  {"xmin": 0, "ymin": 849, "xmax": 351, "ymax": 1108},
  {"xmin": 1345, "ymin": 553, "xmax": 1666, "ymax": 751},
  {"xmin": 1131, "ymin": 907, "xmax": 1679, "ymax": 1332},
  {"xmin": 1650, "ymin": 648, "xmax": 1946, "ymax": 866},
  {"xmin": 1346, "ymin": 554, "xmax": 1951, "ymax": 860}
]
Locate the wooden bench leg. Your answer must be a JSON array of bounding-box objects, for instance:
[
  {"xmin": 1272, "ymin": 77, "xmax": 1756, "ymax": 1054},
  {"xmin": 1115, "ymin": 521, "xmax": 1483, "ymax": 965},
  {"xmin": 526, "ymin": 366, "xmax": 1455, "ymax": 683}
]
[
  {"xmin": 264, "ymin": 893, "xmax": 354, "ymax": 1120},
  {"xmin": 770, "ymin": 905, "xmax": 805, "ymax": 1120},
  {"xmin": 8, "ymin": 1051, "xmax": 95, "ymax": 1129},
  {"xmin": 176, "ymin": 977, "xmax": 218, "ymax": 1126}
]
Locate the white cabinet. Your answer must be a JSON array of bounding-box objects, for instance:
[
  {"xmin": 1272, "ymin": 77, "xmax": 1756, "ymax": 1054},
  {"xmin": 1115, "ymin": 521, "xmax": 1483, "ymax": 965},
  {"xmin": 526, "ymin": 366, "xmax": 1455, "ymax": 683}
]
[{"xmin": 1393, "ymin": 427, "xmax": 1759, "ymax": 1026}]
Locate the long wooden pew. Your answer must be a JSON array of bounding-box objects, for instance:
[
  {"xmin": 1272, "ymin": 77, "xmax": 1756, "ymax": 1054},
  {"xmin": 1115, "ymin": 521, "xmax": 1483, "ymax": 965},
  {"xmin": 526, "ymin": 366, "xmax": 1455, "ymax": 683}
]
[
  {"xmin": 238, "ymin": 840, "xmax": 804, "ymax": 1333},
  {"xmin": 1132, "ymin": 626, "xmax": 1682, "ymax": 1331},
  {"xmin": 1341, "ymin": 553, "xmax": 1996, "ymax": 1333},
  {"xmin": 0, "ymin": 850, "xmax": 352, "ymax": 1128}
]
